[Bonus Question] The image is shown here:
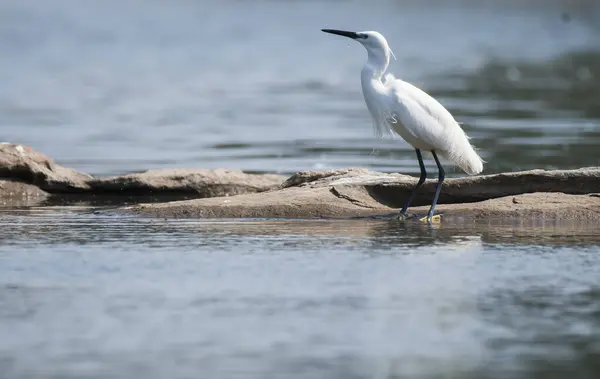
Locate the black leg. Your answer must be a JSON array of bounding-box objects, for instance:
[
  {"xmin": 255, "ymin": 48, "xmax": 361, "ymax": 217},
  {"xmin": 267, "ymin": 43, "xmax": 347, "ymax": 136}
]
[
  {"xmin": 427, "ymin": 150, "xmax": 445, "ymax": 221},
  {"xmin": 399, "ymin": 149, "xmax": 427, "ymax": 217}
]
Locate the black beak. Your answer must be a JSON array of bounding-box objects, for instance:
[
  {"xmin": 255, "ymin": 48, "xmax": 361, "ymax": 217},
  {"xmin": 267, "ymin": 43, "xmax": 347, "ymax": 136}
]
[{"xmin": 321, "ymin": 29, "xmax": 359, "ymax": 39}]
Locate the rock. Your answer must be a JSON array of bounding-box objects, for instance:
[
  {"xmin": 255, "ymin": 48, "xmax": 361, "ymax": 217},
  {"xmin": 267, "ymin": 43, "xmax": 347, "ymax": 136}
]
[
  {"xmin": 417, "ymin": 192, "xmax": 600, "ymax": 222},
  {"xmin": 124, "ymin": 167, "xmax": 600, "ymax": 221},
  {"xmin": 280, "ymin": 168, "xmax": 366, "ymax": 188},
  {"xmin": 0, "ymin": 143, "xmax": 287, "ymax": 202},
  {"xmin": 3, "ymin": 143, "xmax": 600, "ymax": 221},
  {"xmin": 0, "ymin": 143, "xmax": 91, "ymax": 192},
  {"xmin": 0, "ymin": 179, "xmax": 49, "ymax": 207},
  {"xmin": 281, "ymin": 167, "xmax": 600, "ymax": 207},
  {"xmin": 87, "ymin": 168, "xmax": 287, "ymax": 197},
  {"xmin": 128, "ymin": 185, "xmax": 370, "ymax": 219}
]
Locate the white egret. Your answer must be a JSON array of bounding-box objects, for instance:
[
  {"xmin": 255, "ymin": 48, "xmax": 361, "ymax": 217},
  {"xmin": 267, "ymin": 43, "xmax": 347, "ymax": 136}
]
[{"xmin": 321, "ymin": 29, "xmax": 484, "ymax": 223}]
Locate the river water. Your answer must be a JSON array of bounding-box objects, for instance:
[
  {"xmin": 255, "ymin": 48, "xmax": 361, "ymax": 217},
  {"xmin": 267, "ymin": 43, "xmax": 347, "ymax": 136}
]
[
  {"xmin": 1, "ymin": 1, "xmax": 600, "ymax": 378},
  {"xmin": 1, "ymin": 0, "xmax": 599, "ymax": 176},
  {"xmin": 1, "ymin": 211, "xmax": 600, "ymax": 378}
]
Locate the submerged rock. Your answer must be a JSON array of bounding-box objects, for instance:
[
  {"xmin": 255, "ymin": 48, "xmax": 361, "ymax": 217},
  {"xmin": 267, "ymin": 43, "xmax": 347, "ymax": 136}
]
[
  {"xmin": 0, "ymin": 143, "xmax": 287, "ymax": 202},
  {"xmin": 0, "ymin": 179, "xmax": 49, "ymax": 207}
]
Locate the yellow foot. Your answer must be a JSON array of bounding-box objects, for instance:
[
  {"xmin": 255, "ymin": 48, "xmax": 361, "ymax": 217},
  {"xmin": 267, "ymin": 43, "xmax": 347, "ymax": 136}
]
[
  {"xmin": 395, "ymin": 213, "xmax": 416, "ymax": 221},
  {"xmin": 419, "ymin": 214, "xmax": 442, "ymax": 223}
]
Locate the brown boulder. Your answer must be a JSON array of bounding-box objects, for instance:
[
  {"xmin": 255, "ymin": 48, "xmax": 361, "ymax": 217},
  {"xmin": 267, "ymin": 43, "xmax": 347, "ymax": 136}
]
[{"xmin": 0, "ymin": 143, "xmax": 91, "ymax": 192}]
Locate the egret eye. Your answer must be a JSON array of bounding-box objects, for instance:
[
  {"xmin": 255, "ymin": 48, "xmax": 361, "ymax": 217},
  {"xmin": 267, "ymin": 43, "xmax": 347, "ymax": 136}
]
[{"xmin": 362, "ymin": 34, "xmax": 369, "ymax": 39}]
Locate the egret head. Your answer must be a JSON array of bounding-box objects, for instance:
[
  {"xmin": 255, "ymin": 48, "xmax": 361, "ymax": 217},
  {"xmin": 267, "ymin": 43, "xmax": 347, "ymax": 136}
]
[{"xmin": 321, "ymin": 29, "xmax": 396, "ymax": 65}]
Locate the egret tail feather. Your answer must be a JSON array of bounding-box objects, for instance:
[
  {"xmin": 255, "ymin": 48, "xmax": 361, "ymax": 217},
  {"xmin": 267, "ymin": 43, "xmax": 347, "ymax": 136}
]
[{"xmin": 441, "ymin": 139, "xmax": 484, "ymax": 176}]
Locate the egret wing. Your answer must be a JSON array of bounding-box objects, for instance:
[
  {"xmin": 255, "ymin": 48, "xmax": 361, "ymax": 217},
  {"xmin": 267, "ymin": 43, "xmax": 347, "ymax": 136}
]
[
  {"xmin": 392, "ymin": 79, "xmax": 458, "ymax": 126},
  {"xmin": 384, "ymin": 76, "xmax": 484, "ymax": 175},
  {"xmin": 385, "ymin": 77, "xmax": 465, "ymax": 152}
]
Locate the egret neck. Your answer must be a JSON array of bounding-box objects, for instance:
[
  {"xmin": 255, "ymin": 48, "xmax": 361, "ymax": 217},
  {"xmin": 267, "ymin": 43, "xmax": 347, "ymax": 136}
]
[
  {"xmin": 360, "ymin": 44, "xmax": 392, "ymax": 133},
  {"xmin": 362, "ymin": 43, "xmax": 391, "ymax": 81}
]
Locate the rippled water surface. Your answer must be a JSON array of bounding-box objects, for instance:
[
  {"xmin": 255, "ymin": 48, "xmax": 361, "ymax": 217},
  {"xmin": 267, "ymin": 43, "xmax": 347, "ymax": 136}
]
[
  {"xmin": 1, "ymin": 0, "xmax": 599, "ymax": 176},
  {"xmin": 0, "ymin": 210, "xmax": 600, "ymax": 378}
]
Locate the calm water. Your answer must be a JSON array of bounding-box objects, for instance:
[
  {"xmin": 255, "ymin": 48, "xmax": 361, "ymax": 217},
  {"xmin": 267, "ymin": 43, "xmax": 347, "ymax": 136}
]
[
  {"xmin": 0, "ymin": 210, "xmax": 600, "ymax": 379},
  {"xmin": 2, "ymin": 1, "xmax": 600, "ymax": 378}
]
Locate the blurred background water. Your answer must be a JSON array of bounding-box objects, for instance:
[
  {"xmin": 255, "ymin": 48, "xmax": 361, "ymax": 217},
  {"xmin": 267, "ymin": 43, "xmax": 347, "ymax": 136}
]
[
  {"xmin": 0, "ymin": 0, "xmax": 599, "ymax": 176},
  {"xmin": 1, "ymin": 1, "xmax": 600, "ymax": 379}
]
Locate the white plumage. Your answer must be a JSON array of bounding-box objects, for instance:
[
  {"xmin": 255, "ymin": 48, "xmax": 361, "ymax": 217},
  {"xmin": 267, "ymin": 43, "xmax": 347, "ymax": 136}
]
[
  {"xmin": 383, "ymin": 73, "xmax": 483, "ymax": 175},
  {"xmin": 322, "ymin": 29, "xmax": 484, "ymax": 222}
]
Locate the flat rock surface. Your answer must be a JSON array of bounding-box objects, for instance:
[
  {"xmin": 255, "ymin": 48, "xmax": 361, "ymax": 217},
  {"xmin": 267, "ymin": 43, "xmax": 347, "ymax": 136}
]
[
  {"xmin": 282, "ymin": 167, "xmax": 600, "ymax": 206},
  {"xmin": 87, "ymin": 168, "xmax": 286, "ymax": 197},
  {"xmin": 125, "ymin": 167, "xmax": 600, "ymax": 221}
]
